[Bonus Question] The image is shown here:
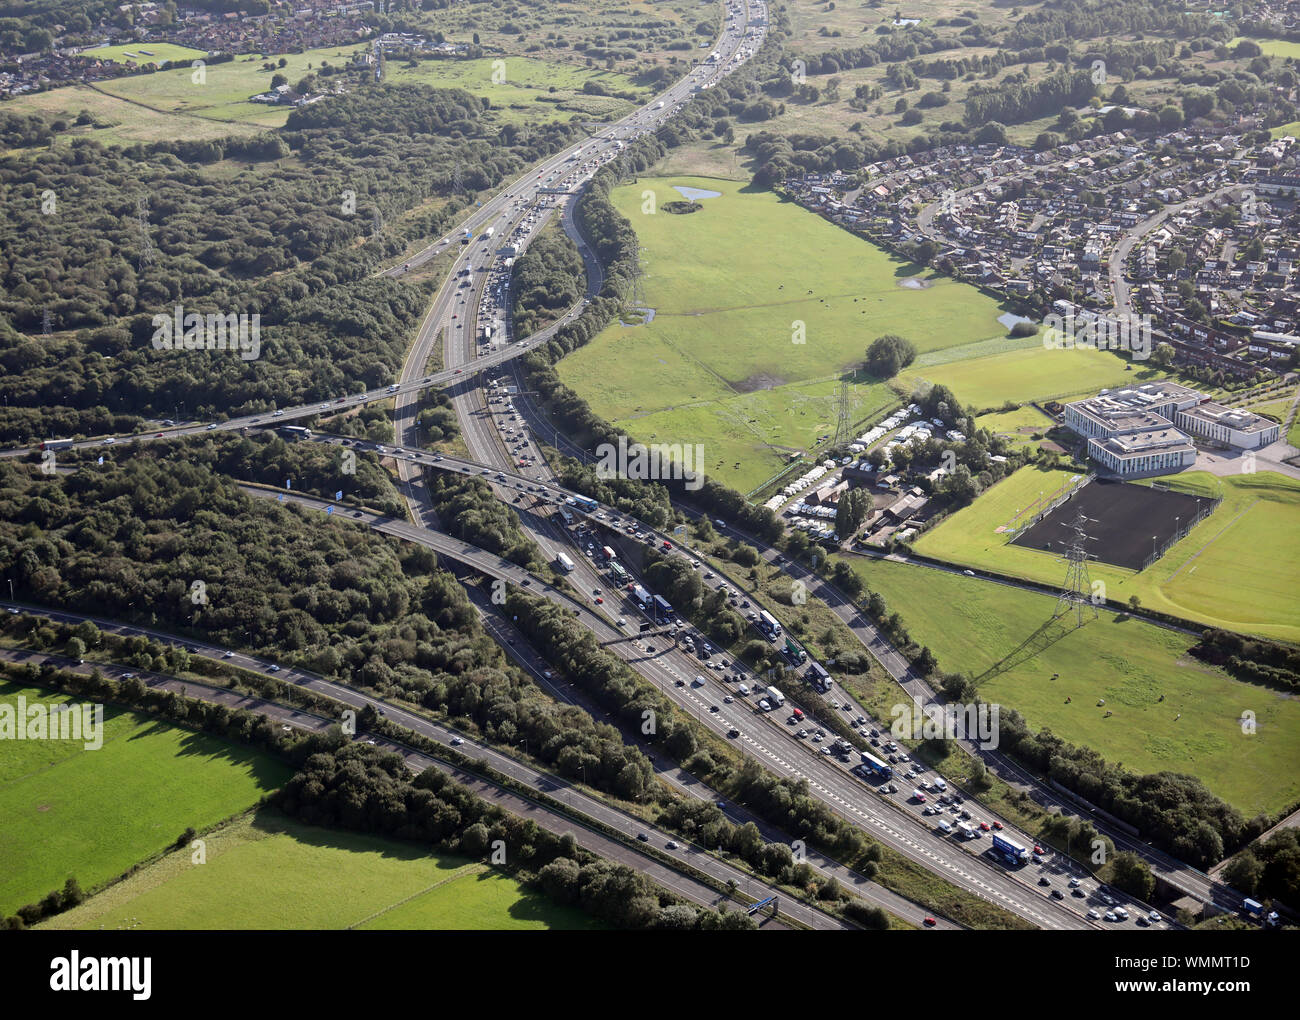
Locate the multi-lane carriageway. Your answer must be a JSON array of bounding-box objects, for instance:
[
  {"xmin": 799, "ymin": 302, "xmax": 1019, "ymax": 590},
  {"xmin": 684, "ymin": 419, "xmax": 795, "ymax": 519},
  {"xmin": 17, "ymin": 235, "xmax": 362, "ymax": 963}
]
[
  {"xmin": 0, "ymin": 1, "xmax": 1209, "ymax": 931},
  {"xmin": 233, "ymin": 465, "xmax": 1093, "ymax": 930}
]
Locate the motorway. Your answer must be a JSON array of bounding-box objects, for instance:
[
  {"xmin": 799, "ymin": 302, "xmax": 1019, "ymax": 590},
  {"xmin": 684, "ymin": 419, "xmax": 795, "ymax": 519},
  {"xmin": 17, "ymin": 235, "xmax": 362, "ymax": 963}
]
[
  {"xmin": 0, "ymin": 0, "xmax": 1216, "ymax": 931},
  {"xmin": 237, "ymin": 480, "xmax": 1094, "ymax": 930},
  {"xmin": 1, "ymin": 615, "xmax": 855, "ymax": 930}
]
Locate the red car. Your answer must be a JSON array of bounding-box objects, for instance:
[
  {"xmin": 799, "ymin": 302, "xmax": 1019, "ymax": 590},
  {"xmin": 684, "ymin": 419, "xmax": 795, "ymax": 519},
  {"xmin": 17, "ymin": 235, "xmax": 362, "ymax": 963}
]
[
  {"xmin": 594, "ymin": 597, "xmax": 603, "ymax": 604},
  {"xmin": 979, "ymin": 822, "xmax": 990, "ymax": 831},
  {"xmin": 1033, "ymin": 845, "xmax": 1045, "ymax": 855},
  {"xmin": 991, "ymin": 821, "xmax": 1003, "ymax": 830},
  {"xmin": 661, "ymin": 540, "xmax": 672, "ymax": 550},
  {"xmin": 923, "ymin": 917, "xmax": 937, "ymax": 927}
]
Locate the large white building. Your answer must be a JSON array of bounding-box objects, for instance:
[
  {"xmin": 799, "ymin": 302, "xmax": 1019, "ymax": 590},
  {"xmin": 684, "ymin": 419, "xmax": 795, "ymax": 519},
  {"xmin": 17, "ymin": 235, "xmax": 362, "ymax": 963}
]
[{"xmin": 1063, "ymin": 381, "xmax": 1278, "ymax": 476}]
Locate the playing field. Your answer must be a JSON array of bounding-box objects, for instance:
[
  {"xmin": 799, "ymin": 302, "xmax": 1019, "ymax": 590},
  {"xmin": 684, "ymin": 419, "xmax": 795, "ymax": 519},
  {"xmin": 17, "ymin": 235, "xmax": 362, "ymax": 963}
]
[
  {"xmin": 901, "ymin": 346, "xmax": 1169, "ymax": 412},
  {"xmin": 558, "ymin": 176, "xmax": 1015, "ymax": 489},
  {"xmin": 82, "ymin": 43, "xmax": 210, "ymax": 65},
  {"xmin": 913, "ymin": 467, "xmax": 1300, "ymax": 642},
  {"xmin": 835, "ymin": 556, "xmax": 1300, "ymax": 815},
  {"xmin": 40, "ymin": 809, "xmax": 601, "ymax": 930},
  {"xmin": 0, "ymin": 682, "xmax": 289, "ymax": 916}
]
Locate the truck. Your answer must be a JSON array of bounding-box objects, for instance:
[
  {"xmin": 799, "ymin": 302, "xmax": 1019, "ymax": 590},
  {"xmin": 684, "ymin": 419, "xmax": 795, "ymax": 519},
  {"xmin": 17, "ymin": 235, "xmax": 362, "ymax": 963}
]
[
  {"xmin": 40, "ymin": 438, "xmax": 74, "ymax": 451},
  {"xmin": 765, "ymin": 685, "xmax": 785, "ymax": 708},
  {"xmin": 278, "ymin": 425, "xmax": 313, "ymax": 441},
  {"xmin": 756, "ymin": 609, "xmax": 782, "ymax": 640},
  {"xmin": 957, "ymin": 821, "xmax": 978, "ymax": 840},
  {"xmin": 570, "ymin": 495, "xmax": 598, "ymax": 513},
  {"xmin": 483, "ymin": 226, "xmax": 495, "ymax": 240},
  {"xmin": 555, "ymin": 552, "xmax": 575, "ymax": 573},
  {"xmin": 632, "ymin": 585, "xmax": 652, "ymax": 611},
  {"xmin": 601, "ymin": 545, "xmax": 616, "ymax": 563},
  {"xmin": 654, "ymin": 100, "xmax": 665, "ymax": 109},
  {"xmin": 610, "ymin": 562, "xmax": 630, "ymax": 586},
  {"xmin": 805, "ymin": 661, "xmax": 832, "ymax": 693},
  {"xmin": 783, "ymin": 637, "xmax": 807, "ymax": 664},
  {"xmin": 859, "ymin": 752, "xmax": 893, "ymax": 779},
  {"xmin": 652, "ymin": 594, "xmax": 674, "ymax": 622},
  {"xmin": 992, "ymin": 833, "xmax": 1030, "ymax": 865},
  {"xmin": 558, "ymin": 508, "xmax": 574, "ymax": 525}
]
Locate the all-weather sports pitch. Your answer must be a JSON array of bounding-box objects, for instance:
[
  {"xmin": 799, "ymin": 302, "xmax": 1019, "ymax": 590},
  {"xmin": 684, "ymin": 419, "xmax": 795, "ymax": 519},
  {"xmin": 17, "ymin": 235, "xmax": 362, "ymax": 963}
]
[{"xmin": 1009, "ymin": 478, "xmax": 1218, "ymax": 570}]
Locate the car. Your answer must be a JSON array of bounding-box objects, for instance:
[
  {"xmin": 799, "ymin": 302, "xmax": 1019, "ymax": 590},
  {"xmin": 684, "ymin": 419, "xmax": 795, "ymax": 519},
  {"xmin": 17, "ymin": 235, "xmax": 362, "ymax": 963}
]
[
  {"xmin": 962, "ymin": 569, "xmax": 975, "ymax": 576},
  {"xmin": 923, "ymin": 917, "xmax": 936, "ymax": 927},
  {"xmin": 155, "ymin": 432, "xmax": 164, "ymax": 438},
  {"xmin": 665, "ymin": 840, "xmax": 678, "ymax": 850},
  {"xmin": 449, "ymin": 736, "xmax": 464, "ymax": 746},
  {"xmin": 104, "ymin": 437, "xmax": 115, "ymax": 444},
  {"xmin": 1068, "ymin": 876, "xmax": 1082, "ymax": 887},
  {"xmin": 636, "ymin": 833, "xmax": 648, "ymax": 842},
  {"xmin": 723, "ymin": 695, "xmax": 734, "ymax": 704},
  {"xmin": 1050, "ymin": 889, "xmax": 1064, "ymax": 900},
  {"xmin": 1072, "ymin": 888, "xmax": 1086, "ymax": 898},
  {"xmin": 206, "ymin": 423, "xmax": 217, "ymax": 430},
  {"xmin": 1033, "ymin": 844, "xmax": 1045, "ymax": 855},
  {"xmin": 1087, "ymin": 909, "xmax": 1101, "ymax": 920},
  {"xmin": 978, "ymin": 821, "xmax": 990, "ymax": 831},
  {"xmin": 222, "ymin": 650, "xmax": 234, "ymax": 658},
  {"xmin": 922, "ymin": 806, "xmax": 935, "ymax": 816},
  {"xmin": 1038, "ymin": 876, "xmax": 1051, "ymax": 887},
  {"xmin": 268, "ymin": 664, "xmax": 280, "ymax": 673},
  {"xmin": 273, "ymin": 409, "xmax": 283, "ymax": 417},
  {"xmin": 912, "ymin": 791, "xmax": 927, "ymax": 803},
  {"xmin": 727, "ymin": 727, "xmax": 740, "ymax": 738},
  {"xmin": 661, "ymin": 540, "xmax": 672, "ymax": 550},
  {"xmin": 594, "ymin": 597, "xmax": 603, "ymax": 604},
  {"xmin": 1104, "ymin": 911, "xmax": 1118, "ymax": 922},
  {"xmin": 991, "ymin": 821, "xmax": 1003, "ymax": 830},
  {"xmin": 709, "ymin": 705, "xmax": 719, "ymax": 713},
  {"xmin": 1148, "ymin": 910, "xmax": 1160, "ymax": 923}
]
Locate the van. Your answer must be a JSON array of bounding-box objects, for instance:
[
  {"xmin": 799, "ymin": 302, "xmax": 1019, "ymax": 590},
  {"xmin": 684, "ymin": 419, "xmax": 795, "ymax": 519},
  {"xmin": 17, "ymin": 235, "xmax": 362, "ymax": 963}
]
[
  {"xmin": 937, "ymin": 820, "xmax": 952, "ymax": 834},
  {"xmin": 932, "ymin": 777, "xmax": 947, "ymax": 792},
  {"xmin": 737, "ymin": 683, "xmax": 750, "ymax": 696}
]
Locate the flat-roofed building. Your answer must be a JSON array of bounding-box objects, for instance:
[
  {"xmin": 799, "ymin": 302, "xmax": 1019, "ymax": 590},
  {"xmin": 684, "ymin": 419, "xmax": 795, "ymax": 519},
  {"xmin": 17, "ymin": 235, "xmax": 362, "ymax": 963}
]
[
  {"xmin": 1065, "ymin": 380, "xmax": 1272, "ymax": 473},
  {"xmin": 1087, "ymin": 429, "xmax": 1197, "ymax": 476},
  {"xmin": 1175, "ymin": 402, "xmax": 1281, "ymax": 449}
]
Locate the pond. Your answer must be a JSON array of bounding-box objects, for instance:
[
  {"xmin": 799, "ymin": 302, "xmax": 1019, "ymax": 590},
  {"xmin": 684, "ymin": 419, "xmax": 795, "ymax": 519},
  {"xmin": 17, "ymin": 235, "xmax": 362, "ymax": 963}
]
[{"xmin": 673, "ymin": 186, "xmax": 722, "ymax": 201}]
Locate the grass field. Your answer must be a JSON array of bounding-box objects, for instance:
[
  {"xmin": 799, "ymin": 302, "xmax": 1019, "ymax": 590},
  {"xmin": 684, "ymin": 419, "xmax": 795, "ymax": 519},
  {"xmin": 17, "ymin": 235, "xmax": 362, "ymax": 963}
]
[
  {"xmin": 558, "ymin": 176, "xmax": 1016, "ymax": 489},
  {"xmin": 901, "ymin": 346, "xmax": 1171, "ymax": 412},
  {"xmin": 41, "ymin": 809, "xmax": 601, "ymax": 930},
  {"xmin": 10, "ymin": 48, "xmax": 640, "ymax": 148},
  {"xmin": 835, "ymin": 556, "xmax": 1300, "ymax": 815},
  {"xmin": 82, "ymin": 43, "xmax": 210, "ymax": 65},
  {"xmin": 912, "ymin": 466, "xmax": 1300, "ymax": 642},
  {"xmin": 0, "ymin": 682, "xmax": 289, "ymax": 916},
  {"xmin": 974, "ymin": 404, "xmax": 1058, "ymax": 451}
]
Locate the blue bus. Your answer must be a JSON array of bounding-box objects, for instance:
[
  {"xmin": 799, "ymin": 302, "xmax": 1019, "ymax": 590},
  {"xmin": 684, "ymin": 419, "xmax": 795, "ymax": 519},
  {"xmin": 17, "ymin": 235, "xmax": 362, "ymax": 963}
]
[
  {"xmin": 992, "ymin": 833, "xmax": 1030, "ymax": 865},
  {"xmin": 570, "ymin": 495, "xmax": 598, "ymax": 513},
  {"xmin": 860, "ymin": 752, "xmax": 893, "ymax": 780}
]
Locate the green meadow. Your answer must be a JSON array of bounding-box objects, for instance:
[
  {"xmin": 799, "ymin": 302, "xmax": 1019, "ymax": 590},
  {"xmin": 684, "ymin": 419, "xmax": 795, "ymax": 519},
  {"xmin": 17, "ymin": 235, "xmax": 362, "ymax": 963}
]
[
  {"xmin": 558, "ymin": 176, "xmax": 1016, "ymax": 489},
  {"xmin": 42, "ymin": 810, "xmax": 601, "ymax": 930},
  {"xmin": 912, "ymin": 466, "xmax": 1300, "ymax": 643},
  {"xmin": 0, "ymin": 681, "xmax": 288, "ymax": 916},
  {"xmin": 836, "ymin": 556, "xmax": 1300, "ymax": 816}
]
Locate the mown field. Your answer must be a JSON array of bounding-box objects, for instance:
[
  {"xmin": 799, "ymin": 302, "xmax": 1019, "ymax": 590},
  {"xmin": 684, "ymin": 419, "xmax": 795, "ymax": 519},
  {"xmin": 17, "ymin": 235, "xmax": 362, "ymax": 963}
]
[
  {"xmin": 41, "ymin": 809, "xmax": 601, "ymax": 930},
  {"xmin": 835, "ymin": 556, "xmax": 1300, "ymax": 816},
  {"xmin": 558, "ymin": 176, "xmax": 1015, "ymax": 489},
  {"xmin": 912, "ymin": 466, "xmax": 1300, "ymax": 643},
  {"xmin": 82, "ymin": 42, "xmax": 210, "ymax": 64},
  {"xmin": 900, "ymin": 346, "xmax": 1173, "ymax": 413},
  {"xmin": 0, "ymin": 682, "xmax": 289, "ymax": 916}
]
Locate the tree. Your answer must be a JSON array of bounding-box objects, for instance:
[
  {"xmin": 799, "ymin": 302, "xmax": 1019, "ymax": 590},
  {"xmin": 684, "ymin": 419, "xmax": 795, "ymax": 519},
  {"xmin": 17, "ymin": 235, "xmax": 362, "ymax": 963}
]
[
  {"xmin": 1128, "ymin": 595, "xmax": 1141, "ymax": 612},
  {"xmin": 1110, "ymin": 851, "xmax": 1156, "ymax": 902},
  {"xmin": 864, "ymin": 334, "xmax": 917, "ymax": 378}
]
